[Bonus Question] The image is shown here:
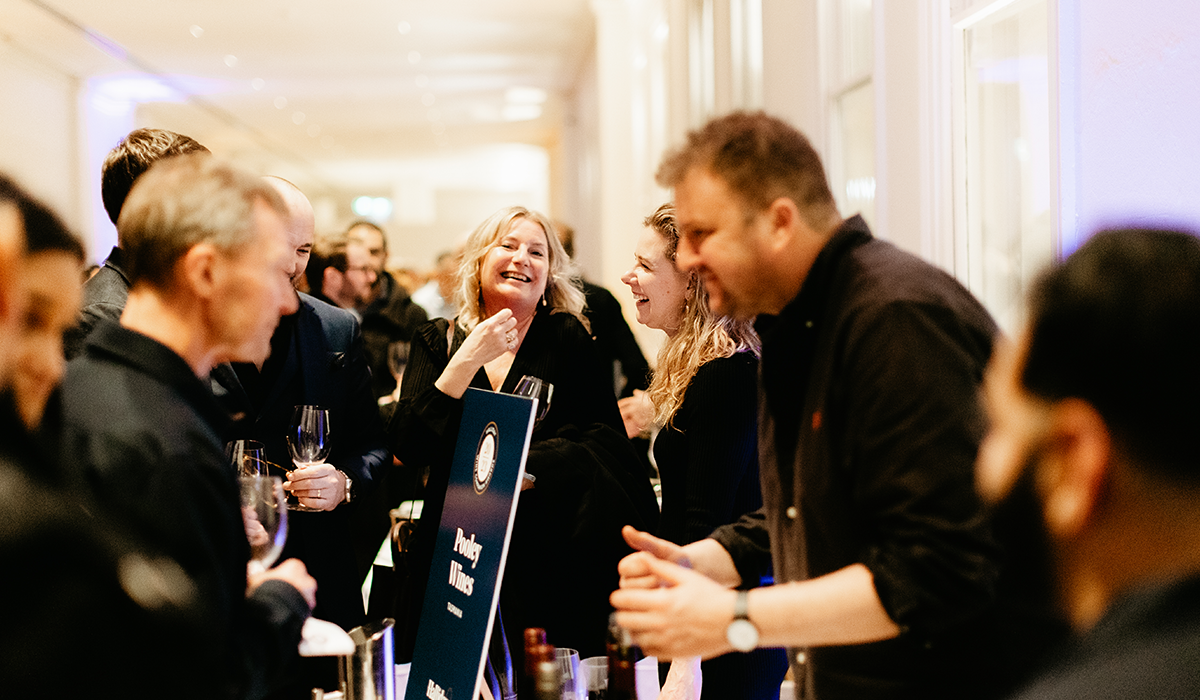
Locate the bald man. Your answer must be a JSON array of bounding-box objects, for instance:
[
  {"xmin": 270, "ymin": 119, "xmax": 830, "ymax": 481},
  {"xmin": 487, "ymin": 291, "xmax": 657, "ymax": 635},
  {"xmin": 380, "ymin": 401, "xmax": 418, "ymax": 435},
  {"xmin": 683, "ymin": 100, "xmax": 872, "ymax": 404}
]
[{"xmin": 212, "ymin": 177, "xmax": 389, "ymax": 638}]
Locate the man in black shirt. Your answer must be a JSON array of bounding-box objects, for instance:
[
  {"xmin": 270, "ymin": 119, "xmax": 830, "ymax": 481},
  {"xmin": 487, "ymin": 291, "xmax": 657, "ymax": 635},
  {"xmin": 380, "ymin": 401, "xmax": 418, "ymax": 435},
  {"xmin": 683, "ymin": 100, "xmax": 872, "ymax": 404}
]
[
  {"xmin": 60, "ymin": 155, "xmax": 316, "ymax": 699},
  {"xmin": 611, "ymin": 112, "xmax": 1041, "ymax": 699},
  {"xmin": 64, "ymin": 128, "xmax": 209, "ymax": 359},
  {"xmin": 347, "ymin": 221, "xmax": 428, "ymax": 399}
]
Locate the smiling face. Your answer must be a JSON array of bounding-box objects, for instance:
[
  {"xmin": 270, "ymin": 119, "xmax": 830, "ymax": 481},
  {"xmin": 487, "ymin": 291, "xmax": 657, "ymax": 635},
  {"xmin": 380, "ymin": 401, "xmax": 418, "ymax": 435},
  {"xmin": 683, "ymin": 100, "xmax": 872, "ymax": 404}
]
[
  {"xmin": 479, "ymin": 217, "xmax": 549, "ymax": 315},
  {"xmin": 622, "ymin": 226, "xmax": 690, "ymax": 336},
  {"xmin": 673, "ymin": 167, "xmax": 784, "ymax": 319},
  {"xmin": 12, "ymin": 250, "xmax": 81, "ymax": 430}
]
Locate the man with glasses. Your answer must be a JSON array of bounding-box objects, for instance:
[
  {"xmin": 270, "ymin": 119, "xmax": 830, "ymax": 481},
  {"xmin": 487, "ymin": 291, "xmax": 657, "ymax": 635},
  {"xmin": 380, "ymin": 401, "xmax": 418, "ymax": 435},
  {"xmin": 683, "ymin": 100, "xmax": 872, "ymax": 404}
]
[{"xmin": 306, "ymin": 232, "xmax": 377, "ymax": 319}]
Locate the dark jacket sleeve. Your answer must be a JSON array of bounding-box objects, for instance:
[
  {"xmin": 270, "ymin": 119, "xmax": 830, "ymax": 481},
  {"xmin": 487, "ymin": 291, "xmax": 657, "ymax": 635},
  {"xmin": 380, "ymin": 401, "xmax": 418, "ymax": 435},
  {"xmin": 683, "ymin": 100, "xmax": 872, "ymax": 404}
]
[
  {"xmin": 321, "ymin": 311, "xmax": 390, "ymax": 497},
  {"xmin": 710, "ymin": 509, "xmax": 774, "ymax": 589},
  {"xmin": 840, "ymin": 300, "xmax": 999, "ymax": 634},
  {"xmin": 673, "ymin": 356, "xmax": 760, "ymax": 544},
  {"xmin": 387, "ymin": 318, "xmax": 459, "ymax": 469}
]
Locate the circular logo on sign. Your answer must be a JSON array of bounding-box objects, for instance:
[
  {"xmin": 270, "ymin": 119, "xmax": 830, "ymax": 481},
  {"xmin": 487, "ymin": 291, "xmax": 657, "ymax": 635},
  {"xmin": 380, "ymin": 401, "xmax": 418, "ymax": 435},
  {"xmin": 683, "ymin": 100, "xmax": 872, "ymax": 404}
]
[{"xmin": 473, "ymin": 422, "xmax": 499, "ymax": 494}]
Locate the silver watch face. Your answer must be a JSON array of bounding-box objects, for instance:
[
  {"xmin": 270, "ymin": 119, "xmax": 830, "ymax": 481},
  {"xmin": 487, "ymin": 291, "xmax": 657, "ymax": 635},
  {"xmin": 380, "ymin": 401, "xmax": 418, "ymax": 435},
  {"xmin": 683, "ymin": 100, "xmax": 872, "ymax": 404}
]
[{"xmin": 726, "ymin": 618, "xmax": 759, "ymax": 652}]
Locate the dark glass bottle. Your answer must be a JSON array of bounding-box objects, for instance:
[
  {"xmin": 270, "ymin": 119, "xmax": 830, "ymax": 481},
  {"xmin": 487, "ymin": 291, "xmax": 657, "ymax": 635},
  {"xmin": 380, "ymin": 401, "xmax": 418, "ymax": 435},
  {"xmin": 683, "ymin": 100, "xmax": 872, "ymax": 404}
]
[{"xmin": 606, "ymin": 615, "xmax": 637, "ymax": 700}]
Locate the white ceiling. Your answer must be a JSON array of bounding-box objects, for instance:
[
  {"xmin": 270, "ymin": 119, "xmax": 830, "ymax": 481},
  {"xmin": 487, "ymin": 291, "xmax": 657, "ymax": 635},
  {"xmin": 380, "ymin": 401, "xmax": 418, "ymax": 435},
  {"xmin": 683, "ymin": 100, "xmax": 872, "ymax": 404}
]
[{"xmin": 1, "ymin": 0, "xmax": 596, "ymax": 196}]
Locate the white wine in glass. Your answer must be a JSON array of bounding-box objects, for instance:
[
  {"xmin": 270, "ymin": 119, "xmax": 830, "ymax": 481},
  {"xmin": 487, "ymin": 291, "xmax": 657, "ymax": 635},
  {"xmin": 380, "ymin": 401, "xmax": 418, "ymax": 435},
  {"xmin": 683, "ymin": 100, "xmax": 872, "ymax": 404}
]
[{"xmin": 286, "ymin": 405, "xmax": 331, "ymax": 512}]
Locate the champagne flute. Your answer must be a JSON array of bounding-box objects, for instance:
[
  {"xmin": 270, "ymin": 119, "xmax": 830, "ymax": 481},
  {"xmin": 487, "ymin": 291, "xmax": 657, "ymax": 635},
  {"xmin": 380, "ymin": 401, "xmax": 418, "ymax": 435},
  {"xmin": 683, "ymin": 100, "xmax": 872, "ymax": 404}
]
[
  {"xmin": 286, "ymin": 405, "xmax": 331, "ymax": 512},
  {"xmin": 226, "ymin": 439, "xmax": 266, "ymax": 476},
  {"xmin": 513, "ymin": 375, "xmax": 554, "ymax": 429},
  {"xmin": 240, "ymin": 475, "xmax": 288, "ymax": 575}
]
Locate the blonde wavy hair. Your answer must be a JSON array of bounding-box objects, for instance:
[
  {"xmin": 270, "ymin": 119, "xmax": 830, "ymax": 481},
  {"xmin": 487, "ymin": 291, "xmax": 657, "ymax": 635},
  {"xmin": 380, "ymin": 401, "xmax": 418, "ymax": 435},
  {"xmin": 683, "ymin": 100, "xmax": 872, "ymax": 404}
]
[
  {"xmin": 453, "ymin": 205, "xmax": 587, "ymax": 331},
  {"xmin": 644, "ymin": 203, "xmax": 760, "ymax": 427}
]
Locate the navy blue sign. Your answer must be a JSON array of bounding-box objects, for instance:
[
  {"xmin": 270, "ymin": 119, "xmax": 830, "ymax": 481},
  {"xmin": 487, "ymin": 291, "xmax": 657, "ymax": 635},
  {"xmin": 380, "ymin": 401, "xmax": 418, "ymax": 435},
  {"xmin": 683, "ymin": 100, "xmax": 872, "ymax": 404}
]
[{"xmin": 407, "ymin": 388, "xmax": 536, "ymax": 700}]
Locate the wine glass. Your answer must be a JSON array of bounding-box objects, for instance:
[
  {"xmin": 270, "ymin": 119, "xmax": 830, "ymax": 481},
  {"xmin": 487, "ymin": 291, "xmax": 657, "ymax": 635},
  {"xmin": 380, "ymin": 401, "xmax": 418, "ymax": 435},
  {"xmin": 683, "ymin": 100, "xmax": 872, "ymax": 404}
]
[
  {"xmin": 240, "ymin": 475, "xmax": 288, "ymax": 575},
  {"xmin": 512, "ymin": 375, "xmax": 554, "ymax": 429},
  {"xmin": 286, "ymin": 405, "xmax": 331, "ymax": 512},
  {"xmin": 387, "ymin": 341, "xmax": 410, "ymax": 384},
  {"xmin": 226, "ymin": 439, "xmax": 266, "ymax": 476}
]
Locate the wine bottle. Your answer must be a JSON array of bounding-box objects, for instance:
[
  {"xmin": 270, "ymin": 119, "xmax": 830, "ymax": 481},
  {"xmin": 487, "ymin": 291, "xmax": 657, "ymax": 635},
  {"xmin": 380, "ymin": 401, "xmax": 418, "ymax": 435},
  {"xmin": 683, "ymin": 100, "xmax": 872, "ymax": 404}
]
[{"xmin": 606, "ymin": 615, "xmax": 638, "ymax": 700}]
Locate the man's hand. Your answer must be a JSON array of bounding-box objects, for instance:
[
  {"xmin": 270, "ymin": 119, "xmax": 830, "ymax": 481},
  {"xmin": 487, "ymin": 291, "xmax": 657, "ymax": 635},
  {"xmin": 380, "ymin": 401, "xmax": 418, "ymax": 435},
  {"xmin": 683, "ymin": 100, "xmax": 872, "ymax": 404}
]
[
  {"xmin": 610, "ymin": 554, "xmax": 737, "ymax": 660},
  {"xmin": 285, "ymin": 463, "xmax": 346, "ymax": 511},
  {"xmin": 249, "ymin": 557, "xmax": 317, "ymax": 609}
]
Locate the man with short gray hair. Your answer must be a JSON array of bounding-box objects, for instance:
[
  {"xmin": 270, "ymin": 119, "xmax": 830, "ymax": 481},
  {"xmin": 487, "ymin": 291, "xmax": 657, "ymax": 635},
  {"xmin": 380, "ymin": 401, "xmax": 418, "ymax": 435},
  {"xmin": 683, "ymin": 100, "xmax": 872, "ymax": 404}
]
[{"xmin": 61, "ymin": 154, "xmax": 316, "ymax": 699}]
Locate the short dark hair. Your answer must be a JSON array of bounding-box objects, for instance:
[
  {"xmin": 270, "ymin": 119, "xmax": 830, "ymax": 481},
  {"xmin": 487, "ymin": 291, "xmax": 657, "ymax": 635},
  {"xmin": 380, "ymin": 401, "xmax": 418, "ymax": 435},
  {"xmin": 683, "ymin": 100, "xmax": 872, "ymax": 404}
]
[
  {"xmin": 0, "ymin": 174, "xmax": 84, "ymax": 261},
  {"xmin": 1022, "ymin": 227, "xmax": 1200, "ymax": 481},
  {"xmin": 347, "ymin": 220, "xmax": 386, "ymax": 250},
  {"xmin": 101, "ymin": 129, "xmax": 209, "ymax": 226},
  {"xmin": 306, "ymin": 233, "xmax": 350, "ymax": 294},
  {"xmin": 656, "ymin": 111, "xmax": 840, "ymax": 230}
]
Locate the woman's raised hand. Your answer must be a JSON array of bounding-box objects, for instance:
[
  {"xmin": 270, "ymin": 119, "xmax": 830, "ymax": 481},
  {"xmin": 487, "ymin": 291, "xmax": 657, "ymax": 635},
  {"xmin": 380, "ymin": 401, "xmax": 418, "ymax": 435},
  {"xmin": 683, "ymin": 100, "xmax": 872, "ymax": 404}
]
[{"xmin": 434, "ymin": 309, "xmax": 519, "ymax": 399}]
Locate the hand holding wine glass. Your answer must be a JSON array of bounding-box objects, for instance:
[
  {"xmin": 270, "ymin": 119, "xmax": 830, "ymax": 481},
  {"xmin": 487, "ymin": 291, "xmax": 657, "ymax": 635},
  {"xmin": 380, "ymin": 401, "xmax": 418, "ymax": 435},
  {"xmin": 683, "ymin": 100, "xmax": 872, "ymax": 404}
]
[{"xmin": 285, "ymin": 405, "xmax": 331, "ymax": 512}]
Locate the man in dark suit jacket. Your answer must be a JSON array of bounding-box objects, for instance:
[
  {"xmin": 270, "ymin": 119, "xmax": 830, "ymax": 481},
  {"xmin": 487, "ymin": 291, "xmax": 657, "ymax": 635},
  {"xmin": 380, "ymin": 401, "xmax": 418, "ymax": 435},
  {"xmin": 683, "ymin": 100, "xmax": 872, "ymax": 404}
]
[
  {"xmin": 213, "ymin": 177, "xmax": 390, "ymax": 631},
  {"xmin": 59, "ymin": 155, "xmax": 316, "ymax": 700}
]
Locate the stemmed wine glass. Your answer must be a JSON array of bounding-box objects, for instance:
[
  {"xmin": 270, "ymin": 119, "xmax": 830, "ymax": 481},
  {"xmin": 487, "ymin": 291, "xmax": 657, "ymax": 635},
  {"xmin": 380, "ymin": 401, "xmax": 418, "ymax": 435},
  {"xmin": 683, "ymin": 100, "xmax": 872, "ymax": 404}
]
[
  {"xmin": 226, "ymin": 439, "xmax": 266, "ymax": 477},
  {"xmin": 286, "ymin": 405, "xmax": 331, "ymax": 512},
  {"xmin": 240, "ymin": 475, "xmax": 288, "ymax": 575},
  {"xmin": 513, "ymin": 375, "xmax": 554, "ymax": 429},
  {"xmin": 387, "ymin": 341, "xmax": 410, "ymax": 385}
]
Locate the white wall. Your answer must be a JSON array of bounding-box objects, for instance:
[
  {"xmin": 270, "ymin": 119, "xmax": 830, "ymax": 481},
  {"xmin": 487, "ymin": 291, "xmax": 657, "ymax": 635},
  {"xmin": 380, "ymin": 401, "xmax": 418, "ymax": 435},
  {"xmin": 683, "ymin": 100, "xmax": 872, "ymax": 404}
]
[
  {"xmin": 1065, "ymin": 0, "xmax": 1200, "ymax": 250},
  {"xmin": 0, "ymin": 41, "xmax": 89, "ymax": 252}
]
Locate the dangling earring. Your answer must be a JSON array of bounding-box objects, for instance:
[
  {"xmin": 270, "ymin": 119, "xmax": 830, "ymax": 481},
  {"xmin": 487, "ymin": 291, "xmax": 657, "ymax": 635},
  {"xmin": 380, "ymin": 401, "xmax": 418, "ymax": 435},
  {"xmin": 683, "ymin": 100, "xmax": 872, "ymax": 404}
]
[{"xmin": 540, "ymin": 292, "xmax": 548, "ymax": 307}]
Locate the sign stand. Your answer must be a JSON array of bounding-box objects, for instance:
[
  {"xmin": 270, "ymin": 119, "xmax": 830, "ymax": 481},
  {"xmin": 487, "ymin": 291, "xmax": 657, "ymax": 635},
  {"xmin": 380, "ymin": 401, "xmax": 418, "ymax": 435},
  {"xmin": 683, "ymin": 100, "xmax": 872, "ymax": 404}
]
[{"xmin": 406, "ymin": 388, "xmax": 536, "ymax": 700}]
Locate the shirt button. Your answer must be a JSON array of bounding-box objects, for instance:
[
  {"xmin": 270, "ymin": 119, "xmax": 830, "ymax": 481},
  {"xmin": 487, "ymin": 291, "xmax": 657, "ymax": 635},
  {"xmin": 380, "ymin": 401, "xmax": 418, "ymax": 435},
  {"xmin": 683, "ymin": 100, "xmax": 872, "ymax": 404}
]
[
  {"xmin": 795, "ymin": 651, "xmax": 807, "ymax": 664},
  {"xmin": 786, "ymin": 506, "xmax": 799, "ymax": 519}
]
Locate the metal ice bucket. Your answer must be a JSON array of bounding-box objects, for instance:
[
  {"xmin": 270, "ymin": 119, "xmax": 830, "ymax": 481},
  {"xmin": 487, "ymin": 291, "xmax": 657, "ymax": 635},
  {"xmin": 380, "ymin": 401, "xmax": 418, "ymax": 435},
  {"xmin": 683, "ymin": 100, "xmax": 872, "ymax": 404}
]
[{"xmin": 338, "ymin": 618, "xmax": 395, "ymax": 700}]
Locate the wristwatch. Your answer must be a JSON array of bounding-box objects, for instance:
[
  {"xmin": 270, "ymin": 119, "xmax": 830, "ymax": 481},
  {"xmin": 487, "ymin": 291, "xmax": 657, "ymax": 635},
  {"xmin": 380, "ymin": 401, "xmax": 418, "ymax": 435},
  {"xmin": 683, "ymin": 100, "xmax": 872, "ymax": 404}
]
[
  {"xmin": 341, "ymin": 471, "xmax": 353, "ymax": 504},
  {"xmin": 726, "ymin": 590, "xmax": 759, "ymax": 652}
]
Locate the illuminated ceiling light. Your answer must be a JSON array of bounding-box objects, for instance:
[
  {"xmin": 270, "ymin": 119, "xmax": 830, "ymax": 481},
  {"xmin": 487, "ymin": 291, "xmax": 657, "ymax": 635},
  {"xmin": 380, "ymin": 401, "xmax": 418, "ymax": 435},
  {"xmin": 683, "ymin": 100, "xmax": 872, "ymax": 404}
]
[
  {"xmin": 421, "ymin": 93, "xmax": 436, "ymax": 107},
  {"xmin": 353, "ymin": 196, "xmax": 393, "ymax": 222},
  {"xmin": 655, "ymin": 23, "xmax": 669, "ymax": 42},
  {"xmin": 633, "ymin": 54, "xmax": 647, "ymax": 70},
  {"xmin": 408, "ymin": 50, "xmax": 422, "ymax": 65},
  {"xmin": 504, "ymin": 86, "xmax": 547, "ymax": 105},
  {"xmin": 274, "ymin": 96, "xmax": 287, "ymax": 109},
  {"xmin": 189, "ymin": 25, "xmax": 204, "ymax": 39},
  {"xmin": 501, "ymin": 104, "xmax": 542, "ymax": 122},
  {"xmin": 292, "ymin": 111, "xmax": 306, "ymax": 125},
  {"xmin": 397, "ymin": 21, "xmax": 411, "ymax": 34},
  {"xmin": 224, "ymin": 54, "xmax": 239, "ymax": 68},
  {"xmin": 251, "ymin": 78, "xmax": 265, "ymax": 91},
  {"xmin": 415, "ymin": 74, "xmax": 429, "ymax": 88},
  {"xmin": 307, "ymin": 124, "xmax": 321, "ymax": 137}
]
